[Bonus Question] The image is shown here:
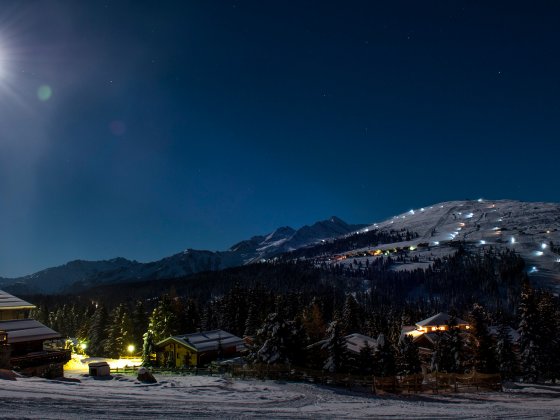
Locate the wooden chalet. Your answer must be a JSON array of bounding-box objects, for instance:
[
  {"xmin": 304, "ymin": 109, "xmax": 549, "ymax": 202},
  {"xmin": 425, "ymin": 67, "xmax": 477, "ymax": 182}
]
[
  {"xmin": 156, "ymin": 329, "xmax": 246, "ymax": 367},
  {"xmin": 0, "ymin": 290, "xmax": 70, "ymax": 377},
  {"xmin": 401, "ymin": 312, "xmax": 471, "ymax": 360},
  {"xmin": 308, "ymin": 332, "xmax": 378, "ymax": 356}
]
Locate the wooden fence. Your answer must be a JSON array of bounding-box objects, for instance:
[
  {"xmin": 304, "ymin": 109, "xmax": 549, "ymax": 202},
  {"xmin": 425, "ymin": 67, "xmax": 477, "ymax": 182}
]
[
  {"xmin": 230, "ymin": 365, "xmax": 502, "ymax": 394},
  {"xmin": 110, "ymin": 363, "xmax": 501, "ymax": 394}
]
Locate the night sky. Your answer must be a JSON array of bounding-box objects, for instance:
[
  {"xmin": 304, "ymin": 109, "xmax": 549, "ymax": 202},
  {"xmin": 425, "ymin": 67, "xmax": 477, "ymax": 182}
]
[{"xmin": 1, "ymin": 1, "xmax": 559, "ymax": 277}]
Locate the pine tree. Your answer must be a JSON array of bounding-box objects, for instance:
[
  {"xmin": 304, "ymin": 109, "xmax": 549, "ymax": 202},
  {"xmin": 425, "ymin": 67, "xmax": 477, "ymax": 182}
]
[
  {"xmin": 104, "ymin": 304, "xmax": 126, "ymax": 358},
  {"xmin": 397, "ymin": 335, "xmax": 421, "ymax": 376},
  {"xmin": 536, "ymin": 291, "xmax": 559, "ymax": 382},
  {"xmin": 431, "ymin": 331, "xmax": 454, "ymax": 373},
  {"xmin": 322, "ymin": 320, "xmax": 349, "ymax": 373},
  {"xmin": 341, "ymin": 295, "xmax": 361, "ymax": 335},
  {"xmin": 141, "ymin": 330, "xmax": 155, "ymax": 366},
  {"xmin": 469, "ymin": 304, "xmax": 498, "ymax": 373},
  {"xmin": 495, "ymin": 322, "xmax": 516, "ymax": 380},
  {"xmin": 518, "ymin": 281, "xmax": 541, "ymax": 382},
  {"xmin": 447, "ymin": 316, "xmax": 465, "ymax": 373},
  {"xmin": 87, "ymin": 305, "xmax": 109, "ymax": 357},
  {"xmin": 131, "ymin": 300, "xmax": 148, "ymax": 351},
  {"xmin": 252, "ymin": 313, "xmax": 306, "ymax": 366},
  {"xmin": 302, "ymin": 300, "xmax": 327, "ymax": 343},
  {"xmin": 373, "ymin": 333, "xmax": 396, "ymax": 377},
  {"xmin": 244, "ymin": 302, "xmax": 260, "ymax": 337},
  {"xmin": 148, "ymin": 296, "xmax": 178, "ymax": 343},
  {"xmin": 357, "ymin": 341, "xmax": 375, "ymax": 375}
]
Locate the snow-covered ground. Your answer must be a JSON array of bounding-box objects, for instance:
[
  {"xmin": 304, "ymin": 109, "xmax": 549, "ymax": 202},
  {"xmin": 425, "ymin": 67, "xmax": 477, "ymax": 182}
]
[
  {"xmin": 0, "ymin": 373, "xmax": 559, "ymax": 419},
  {"xmin": 331, "ymin": 199, "xmax": 560, "ymax": 292}
]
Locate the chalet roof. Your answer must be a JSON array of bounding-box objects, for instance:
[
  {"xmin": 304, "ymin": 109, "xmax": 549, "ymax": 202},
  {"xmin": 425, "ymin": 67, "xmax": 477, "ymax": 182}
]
[
  {"xmin": 345, "ymin": 333, "xmax": 378, "ymax": 354},
  {"xmin": 0, "ymin": 290, "xmax": 35, "ymax": 310},
  {"xmin": 310, "ymin": 333, "xmax": 378, "ymax": 355},
  {"xmin": 157, "ymin": 329, "xmax": 245, "ymax": 353},
  {"xmin": 416, "ymin": 312, "xmax": 468, "ymax": 328},
  {"xmin": 488, "ymin": 326, "xmax": 521, "ymax": 343},
  {"xmin": 0, "ymin": 319, "xmax": 60, "ymax": 344}
]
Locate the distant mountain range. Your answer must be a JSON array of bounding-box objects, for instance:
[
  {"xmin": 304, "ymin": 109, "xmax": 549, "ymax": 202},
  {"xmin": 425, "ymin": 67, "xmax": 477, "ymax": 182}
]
[
  {"xmin": 0, "ymin": 216, "xmax": 365, "ymax": 294},
  {"xmin": 3, "ymin": 199, "xmax": 560, "ymax": 295}
]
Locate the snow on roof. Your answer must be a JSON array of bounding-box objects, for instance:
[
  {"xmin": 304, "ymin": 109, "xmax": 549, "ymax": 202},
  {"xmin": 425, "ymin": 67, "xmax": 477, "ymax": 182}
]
[
  {"xmin": 0, "ymin": 290, "xmax": 35, "ymax": 310},
  {"xmin": 0, "ymin": 319, "xmax": 60, "ymax": 343},
  {"xmin": 157, "ymin": 330, "xmax": 245, "ymax": 353},
  {"xmin": 310, "ymin": 333, "xmax": 378, "ymax": 354},
  {"xmin": 416, "ymin": 312, "xmax": 468, "ymax": 327},
  {"xmin": 345, "ymin": 333, "xmax": 377, "ymax": 354},
  {"xmin": 488, "ymin": 326, "xmax": 521, "ymax": 343}
]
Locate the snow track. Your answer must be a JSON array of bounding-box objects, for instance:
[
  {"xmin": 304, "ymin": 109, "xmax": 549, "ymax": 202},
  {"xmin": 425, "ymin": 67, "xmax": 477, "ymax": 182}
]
[{"xmin": 0, "ymin": 375, "xmax": 559, "ymax": 419}]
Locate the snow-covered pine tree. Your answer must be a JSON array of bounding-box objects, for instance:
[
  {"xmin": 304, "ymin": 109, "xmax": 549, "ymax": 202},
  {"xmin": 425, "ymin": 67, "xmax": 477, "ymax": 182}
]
[
  {"xmin": 148, "ymin": 295, "xmax": 178, "ymax": 344},
  {"xmin": 131, "ymin": 300, "xmax": 148, "ymax": 352},
  {"xmin": 397, "ymin": 334, "xmax": 421, "ymax": 376},
  {"xmin": 469, "ymin": 304, "xmax": 497, "ymax": 373},
  {"xmin": 141, "ymin": 329, "xmax": 155, "ymax": 366},
  {"xmin": 322, "ymin": 320, "xmax": 349, "ymax": 373},
  {"xmin": 341, "ymin": 295, "xmax": 361, "ymax": 335},
  {"xmin": 302, "ymin": 299, "xmax": 327, "ymax": 343},
  {"xmin": 356, "ymin": 340, "xmax": 375, "ymax": 375},
  {"xmin": 252, "ymin": 312, "xmax": 306, "ymax": 366},
  {"xmin": 536, "ymin": 291, "xmax": 559, "ymax": 382},
  {"xmin": 518, "ymin": 281, "xmax": 541, "ymax": 382},
  {"xmin": 430, "ymin": 331, "xmax": 454, "ymax": 373},
  {"xmin": 87, "ymin": 305, "xmax": 108, "ymax": 357},
  {"xmin": 495, "ymin": 322, "xmax": 516, "ymax": 380},
  {"xmin": 373, "ymin": 333, "xmax": 396, "ymax": 377},
  {"xmin": 244, "ymin": 302, "xmax": 260, "ymax": 337},
  {"xmin": 447, "ymin": 316, "xmax": 465, "ymax": 373}
]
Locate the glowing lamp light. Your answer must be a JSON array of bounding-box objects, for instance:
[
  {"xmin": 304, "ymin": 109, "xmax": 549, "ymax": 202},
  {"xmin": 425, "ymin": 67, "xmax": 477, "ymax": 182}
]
[
  {"xmin": 534, "ymin": 251, "xmax": 544, "ymax": 257},
  {"xmin": 480, "ymin": 240, "xmax": 486, "ymax": 245},
  {"xmin": 127, "ymin": 344, "xmax": 135, "ymax": 354},
  {"xmin": 541, "ymin": 243, "xmax": 547, "ymax": 250},
  {"xmin": 80, "ymin": 342, "xmax": 87, "ymax": 350},
  {"xmin": 510, "ymin": 237, "xmax": 516, "ymax": 244}
]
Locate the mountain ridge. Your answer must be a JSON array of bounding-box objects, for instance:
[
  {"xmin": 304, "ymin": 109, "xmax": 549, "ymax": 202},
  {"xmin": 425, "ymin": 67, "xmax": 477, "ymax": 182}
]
[{"xmin": 0, "ymin": 216, "xmax": 365, "ymax": 293}]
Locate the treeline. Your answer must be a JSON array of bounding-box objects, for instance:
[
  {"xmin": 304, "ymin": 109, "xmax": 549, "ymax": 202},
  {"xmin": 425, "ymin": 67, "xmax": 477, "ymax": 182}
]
[
  {"xmin": 277, "ymin": 228, "xmax": 418, "ymax": 260},
  {"xmin": 23, "ymin": 245, "xmax": 560, "ymax": 381}
]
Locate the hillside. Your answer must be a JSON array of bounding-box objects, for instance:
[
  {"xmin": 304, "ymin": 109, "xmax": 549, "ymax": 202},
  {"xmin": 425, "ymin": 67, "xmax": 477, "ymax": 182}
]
[
  {"xmin": 0, "ymin": 216, "xmax": 364, "ymax": 293},
  {"xmin": 289, "ymin": 199, "xmax": 560, "ymax": 293}
]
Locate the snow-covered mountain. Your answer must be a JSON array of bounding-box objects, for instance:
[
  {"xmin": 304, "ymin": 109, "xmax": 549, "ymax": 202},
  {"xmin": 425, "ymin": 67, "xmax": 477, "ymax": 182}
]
[
  {"xmin": 316, "ymin": 199, "xmax": 560, "ymax": 293},
  {"xmin": 3, "ymin": 199, "xmax": 559, "ymax": 294},
  {"xmin": 0, "ymin": 216, "xmax": 364, "ymax": 293}
]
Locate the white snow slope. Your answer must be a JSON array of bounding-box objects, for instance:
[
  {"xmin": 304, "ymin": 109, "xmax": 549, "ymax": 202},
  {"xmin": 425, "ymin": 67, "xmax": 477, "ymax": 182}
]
[
  {"xmin": 0, "ymin": 373, "xmax": 559, "ymax": 419},
  {"xmin": 330, "ymin": 199, "xmax": 560, "ymax": 293}
]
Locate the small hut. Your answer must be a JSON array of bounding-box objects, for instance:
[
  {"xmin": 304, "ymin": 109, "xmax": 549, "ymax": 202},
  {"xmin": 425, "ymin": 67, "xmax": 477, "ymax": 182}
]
[{"xmin": 88, "ymin": 361, "xmax": 110, "ymax": 377}]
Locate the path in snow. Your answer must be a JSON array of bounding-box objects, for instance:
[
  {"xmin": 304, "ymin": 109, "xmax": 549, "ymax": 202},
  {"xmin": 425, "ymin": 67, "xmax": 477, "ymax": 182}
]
[{"xmin": 0, "ymin": 374, "xmax": 559, "ymax": 419}]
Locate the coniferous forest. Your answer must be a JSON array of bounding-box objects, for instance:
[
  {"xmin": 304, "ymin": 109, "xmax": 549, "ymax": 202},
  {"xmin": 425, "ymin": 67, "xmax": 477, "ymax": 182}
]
[{"xmin": 24, "ymin": 244, "xmax": 560, "ymax": 382}]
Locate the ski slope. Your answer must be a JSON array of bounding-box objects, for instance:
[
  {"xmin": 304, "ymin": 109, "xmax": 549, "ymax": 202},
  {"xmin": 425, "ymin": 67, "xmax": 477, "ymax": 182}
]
[{"xmin": 0, "ymin": 373, "xmax": 559, "ymax": 419}]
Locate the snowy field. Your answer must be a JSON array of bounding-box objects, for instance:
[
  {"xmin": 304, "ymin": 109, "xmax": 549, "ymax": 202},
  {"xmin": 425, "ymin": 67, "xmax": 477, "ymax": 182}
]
[{"xmin": 1, "ymin": 373, "xmax": 559, "ymax": 419}]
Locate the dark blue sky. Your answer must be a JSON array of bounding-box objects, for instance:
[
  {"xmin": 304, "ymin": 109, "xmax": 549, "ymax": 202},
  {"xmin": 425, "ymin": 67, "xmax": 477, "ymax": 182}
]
[{"xmin": 1, "ymin": 1, "xmax": 559, "ymax": 277}]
